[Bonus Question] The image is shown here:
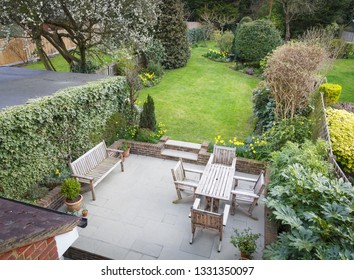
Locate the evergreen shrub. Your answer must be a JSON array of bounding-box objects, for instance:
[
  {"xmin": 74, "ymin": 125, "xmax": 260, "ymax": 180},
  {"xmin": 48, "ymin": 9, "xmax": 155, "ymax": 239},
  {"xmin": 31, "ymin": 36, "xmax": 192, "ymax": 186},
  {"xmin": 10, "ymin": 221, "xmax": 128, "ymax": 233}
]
[
  {"xmin": 318, "ymin": 83, "xmax": 342, "ymax": 105},
  {"xmin": 234, "ymin": 19, "xmax": 282, "ymax": 65}
]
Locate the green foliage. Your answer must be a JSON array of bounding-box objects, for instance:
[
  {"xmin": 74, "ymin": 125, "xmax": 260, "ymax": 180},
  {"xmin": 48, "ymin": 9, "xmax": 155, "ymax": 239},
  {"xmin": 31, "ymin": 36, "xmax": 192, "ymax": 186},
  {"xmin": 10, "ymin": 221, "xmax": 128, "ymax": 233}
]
[
  {"xmin": 156, "ymin": 0, "xmax": 190, "ymax": 69},
  {"xmin": 139, "ymin": 94, "xmax": 157, "ymax": 132},
  {"xmin": 102, "ymin": 112, "xmax": 127, "ymax": 146},
  {"xmin": 318, "ymin": 83, "xmax": 342, "ymax": 105},
  {"xmin": 326, "ymin": 107, "xmax": 354, "ymax": 173},
  {"xmin": 139, "ymin": 63, "xmax": 164, "ymax": 88},
  {"xmin": 261, "ymin": 116, "xmax": 312, "ymax": 155},
  {"xmin": 60, "ymin": 178, "xmax": 81, "ymax": 201},
  {"xmin": 230, "ymin": 227, "xmax": 261, "ymax": 259},
  {"xmin": 234, "ymin": 19, "xmax": 282, "ymax": 65},
  {"xmin": 264, "ymin": 140, "xmax": 354, "ymax": 260},
  {"xmin": 252, "ymin": 84, "xmax": 275, "ymax": 132},
  {"xmin": 0, "ymin": 77, "xmax": 128, "ymax": 202},
  {"xmin": 188, "ymin": 26, "xmax": 209, "ymax": 45},
  {"xmin": 143, "ymin": 39, "xmax": 166, "ymax": 67},
  {"xmin": 212, "ymin": 30, "xmax": 235, "ymax": 53},
  {"xmin": 204, "ymin": 48, "xmax": 229, "ymax": 62},
  {"xmin": 239, "ymin": 16, "xmax": 253, "ymax": 25},
  {"xmin": 70, "ymin": 60, "xmax": 99, "ymax": 74}
]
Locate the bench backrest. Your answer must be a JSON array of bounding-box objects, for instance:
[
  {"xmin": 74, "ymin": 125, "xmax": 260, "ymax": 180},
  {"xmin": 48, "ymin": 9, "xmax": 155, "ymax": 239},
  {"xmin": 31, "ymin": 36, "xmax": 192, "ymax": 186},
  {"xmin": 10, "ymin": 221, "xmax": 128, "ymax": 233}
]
[{"xmin": 70, "ymin": 141, "xmax": 108, "ymax": 175}]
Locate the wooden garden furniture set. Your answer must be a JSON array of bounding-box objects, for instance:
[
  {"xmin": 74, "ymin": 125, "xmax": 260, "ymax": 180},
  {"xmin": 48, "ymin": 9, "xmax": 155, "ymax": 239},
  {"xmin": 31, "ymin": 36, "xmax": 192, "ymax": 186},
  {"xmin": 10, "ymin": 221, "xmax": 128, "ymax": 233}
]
[{"xmin": 171, "ymin": 145, "xmax": 265, "ymax": 252}]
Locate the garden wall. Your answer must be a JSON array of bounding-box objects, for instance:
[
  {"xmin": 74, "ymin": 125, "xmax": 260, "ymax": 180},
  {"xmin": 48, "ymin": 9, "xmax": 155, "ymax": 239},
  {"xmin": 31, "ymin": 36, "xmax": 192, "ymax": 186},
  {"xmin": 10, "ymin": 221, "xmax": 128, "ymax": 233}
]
[{"xmin": 0, "ymin": 77, "xmax": 129, "ymax": 202}]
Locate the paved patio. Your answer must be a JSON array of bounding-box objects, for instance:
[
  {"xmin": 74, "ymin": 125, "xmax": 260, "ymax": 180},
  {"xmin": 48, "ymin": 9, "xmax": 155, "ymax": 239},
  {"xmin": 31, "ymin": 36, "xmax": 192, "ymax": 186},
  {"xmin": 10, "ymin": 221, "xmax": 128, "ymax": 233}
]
[{"xmin": 60, "ymin": 154, "xmax": 265, "ymax": 260}]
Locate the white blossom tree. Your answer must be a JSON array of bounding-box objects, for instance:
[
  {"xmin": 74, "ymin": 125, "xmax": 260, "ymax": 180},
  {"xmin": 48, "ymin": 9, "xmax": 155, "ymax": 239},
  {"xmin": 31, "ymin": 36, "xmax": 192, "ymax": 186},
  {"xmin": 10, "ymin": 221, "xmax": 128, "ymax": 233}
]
[{"xmin": 1, "ymin": 0, "xmax": 161, "ymax": 72}]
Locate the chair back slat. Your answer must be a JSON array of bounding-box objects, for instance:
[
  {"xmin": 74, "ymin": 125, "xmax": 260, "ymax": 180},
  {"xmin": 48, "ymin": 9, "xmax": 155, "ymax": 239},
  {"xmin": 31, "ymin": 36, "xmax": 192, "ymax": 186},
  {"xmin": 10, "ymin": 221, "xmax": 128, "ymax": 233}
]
[
  {"xmin": 213, "ymin": 145, "xmax": 236, "ymax": 166},
  {"xmin": 191, "ymin": 209, "xmax": 223, "ymax": 231},
  {"xmin": 254, "ymin": 171, "xmax": 265, "ymax": 195},
  {"xmin": 171, "ymin": 160, "xmax": 185, "ymax": 181}
]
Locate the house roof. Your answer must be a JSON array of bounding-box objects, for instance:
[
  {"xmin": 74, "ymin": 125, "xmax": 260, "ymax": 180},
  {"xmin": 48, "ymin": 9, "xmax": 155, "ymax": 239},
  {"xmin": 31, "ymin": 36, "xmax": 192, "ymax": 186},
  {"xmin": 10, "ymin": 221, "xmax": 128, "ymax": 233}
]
[
  {"xmin": 0, "ymin": 67, "xmax": 107, "ymax": 110},
  {"xmin": 0, "ymin": 197, "xmax": 80, "ymax": 254}
]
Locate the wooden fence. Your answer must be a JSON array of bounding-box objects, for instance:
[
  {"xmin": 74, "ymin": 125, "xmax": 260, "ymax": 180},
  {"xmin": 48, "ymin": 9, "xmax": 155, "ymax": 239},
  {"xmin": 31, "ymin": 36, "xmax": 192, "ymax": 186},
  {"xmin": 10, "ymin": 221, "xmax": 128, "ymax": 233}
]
[
  {"xmin": 312, "ymin": 92, "xmax": 349, "ymax": 182},
  {"xmin": 0, "ymin": 36, "xmax": 76, "ymax": 66}
]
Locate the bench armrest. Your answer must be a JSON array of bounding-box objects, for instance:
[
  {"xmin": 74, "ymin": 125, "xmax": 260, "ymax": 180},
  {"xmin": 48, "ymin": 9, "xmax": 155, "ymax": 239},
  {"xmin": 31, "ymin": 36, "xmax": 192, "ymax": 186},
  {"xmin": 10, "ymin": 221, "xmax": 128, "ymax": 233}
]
[
  {"xmin": 107, "ymin": 148, "xmax": 124, "ymax": 153},
  {"xmin": 72, "ymin": 174, "xmax": 94, "ymax": 181}
]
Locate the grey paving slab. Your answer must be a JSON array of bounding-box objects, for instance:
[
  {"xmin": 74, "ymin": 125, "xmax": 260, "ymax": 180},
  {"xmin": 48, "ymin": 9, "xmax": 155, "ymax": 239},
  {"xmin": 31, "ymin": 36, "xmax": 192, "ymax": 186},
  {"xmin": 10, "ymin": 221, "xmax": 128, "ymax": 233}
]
[
  {"xmin": 161, "ymin": 149, "xmax": 199, "ymax": 161},
  {"xmin": 165, "ymin": 139, "xmax": 202, "ymax": 150},
  {"xmin": 66, "ymin": 154, "xmax": 265, "ymax": 260}
]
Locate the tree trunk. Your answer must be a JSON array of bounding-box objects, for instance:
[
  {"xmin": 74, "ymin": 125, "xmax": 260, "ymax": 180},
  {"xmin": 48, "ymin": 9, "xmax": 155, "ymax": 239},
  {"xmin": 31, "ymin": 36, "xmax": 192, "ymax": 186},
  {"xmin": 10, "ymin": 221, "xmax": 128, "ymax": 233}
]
[
  {"xmin": 283, "ymin": 1, "xmax": 291, "ymax": 42},
  {"xmin": 32, "ymin": 28, "xmax": 56, "ymax": 71}
]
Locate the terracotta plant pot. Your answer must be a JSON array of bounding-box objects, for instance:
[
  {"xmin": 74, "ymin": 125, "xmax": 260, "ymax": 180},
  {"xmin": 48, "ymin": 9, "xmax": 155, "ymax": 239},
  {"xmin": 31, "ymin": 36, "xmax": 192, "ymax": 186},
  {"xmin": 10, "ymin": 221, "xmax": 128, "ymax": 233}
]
[
  {"xmin": 65, "ymin": 194, "xmax": 83, "ymax": 211},
  {"xmin": 82, "ymin": 209, "xmax": 88, "ymax": 217},
  {"xmin": 240, "ymin": 251, "xmax": 250, "ymax": 260},
  {"xmin": 123, "ymin": 147, "xmax": 130, "ymax": 158}
]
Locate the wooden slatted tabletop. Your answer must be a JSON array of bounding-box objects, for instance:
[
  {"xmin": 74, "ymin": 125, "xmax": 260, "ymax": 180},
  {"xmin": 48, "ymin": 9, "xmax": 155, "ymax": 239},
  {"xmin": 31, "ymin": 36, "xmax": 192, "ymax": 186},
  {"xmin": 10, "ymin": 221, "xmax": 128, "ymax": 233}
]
[{"xmin": 195, "ymin": 163, "xmax": 234, "ymax": 201}]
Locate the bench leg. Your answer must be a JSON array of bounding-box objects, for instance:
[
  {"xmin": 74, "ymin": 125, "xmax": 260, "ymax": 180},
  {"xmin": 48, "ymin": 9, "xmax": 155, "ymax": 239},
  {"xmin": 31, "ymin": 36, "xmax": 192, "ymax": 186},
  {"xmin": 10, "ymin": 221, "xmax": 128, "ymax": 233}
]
[
  {"xmin": 120, "ymin": 160, "xmax": 124, "ymax": 172},
  {"xmin": 90, "ymin": 180, "xmax": 96, "ymax": 201}
]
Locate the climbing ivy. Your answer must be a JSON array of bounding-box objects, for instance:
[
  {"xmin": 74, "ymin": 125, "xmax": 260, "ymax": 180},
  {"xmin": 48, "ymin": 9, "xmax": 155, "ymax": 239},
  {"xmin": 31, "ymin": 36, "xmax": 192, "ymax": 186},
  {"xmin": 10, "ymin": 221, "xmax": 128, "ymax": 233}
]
[{"xmin": 0, "ymin": 77, "xmax": 129, "ymax": 202}]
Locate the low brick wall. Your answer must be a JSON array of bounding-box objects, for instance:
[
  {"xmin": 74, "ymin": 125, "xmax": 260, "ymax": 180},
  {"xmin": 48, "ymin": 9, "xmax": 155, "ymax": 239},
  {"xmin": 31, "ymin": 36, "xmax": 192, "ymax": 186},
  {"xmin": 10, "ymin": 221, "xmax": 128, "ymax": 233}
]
[{"xmin": 37, "ymin": 186, "xmax": 65, "ymax": 210}]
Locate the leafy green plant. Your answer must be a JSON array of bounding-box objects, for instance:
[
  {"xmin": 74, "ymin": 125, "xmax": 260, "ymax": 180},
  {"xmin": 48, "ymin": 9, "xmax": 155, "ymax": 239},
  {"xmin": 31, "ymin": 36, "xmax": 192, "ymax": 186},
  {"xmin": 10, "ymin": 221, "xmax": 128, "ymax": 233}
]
[
  {"xmin": 204, "ymin": 49, "xmax": 229, "ymax": 62},
  {"xmin": 234, "ymin": 19, "xmax": 282, "ymax": 65},
  {"xmin": 252, "ymin": 84, "xmax": 275, "ymax": 132},
  {"xmin": 139, "ymin": 94, "xmax": 157, "ymax": 132},
  {"xmin": 60, "ymin": 178, "xmax": 81, "ymax": 201},
  {"xmin": 326, "ymin": 107, "xmax": 354, "ymax": 173},
  {"xmin": 263, "ymin": 140, "xmax": 354, "ymax": 260},
  {"xmin": 318, "ymin": 83, "xmax": 342, "ymax": 105},
  {"xmin": 230, "ymin": 228, "xmax": 261, "ymax": 259},
  {"xmin": 212, "ymin": 30, "xmax": 234, "ymax": 54}
]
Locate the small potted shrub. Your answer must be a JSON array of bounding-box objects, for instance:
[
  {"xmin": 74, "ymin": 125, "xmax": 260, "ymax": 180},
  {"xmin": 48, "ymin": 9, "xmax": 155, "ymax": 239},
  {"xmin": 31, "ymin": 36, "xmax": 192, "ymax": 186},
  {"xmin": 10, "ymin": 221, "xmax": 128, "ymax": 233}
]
[
  {"xmin": 230, "ymin": 228, "xmax": 261, "ymax": 260},
  {"xmin": 121, "ymin": 142, "xmax": 131, "ymax": 158},
  {"xmin": 61, "ymin": 178, "xmax": 83, "ymax": 211}
]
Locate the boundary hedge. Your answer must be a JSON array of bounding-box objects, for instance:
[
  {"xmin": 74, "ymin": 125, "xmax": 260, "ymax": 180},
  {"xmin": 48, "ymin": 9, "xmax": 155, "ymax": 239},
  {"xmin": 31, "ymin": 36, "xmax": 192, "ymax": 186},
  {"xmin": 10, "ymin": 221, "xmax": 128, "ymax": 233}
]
[{"xmin": 0, "ymin": 77, "xmax": 128, "ymax": 202}]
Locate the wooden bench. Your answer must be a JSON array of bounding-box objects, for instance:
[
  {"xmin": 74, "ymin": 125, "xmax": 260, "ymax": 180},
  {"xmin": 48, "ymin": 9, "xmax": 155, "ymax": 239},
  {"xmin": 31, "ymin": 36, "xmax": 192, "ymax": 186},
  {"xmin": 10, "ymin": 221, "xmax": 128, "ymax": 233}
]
[{"xmin": 69, "ymin": 141, "xmax": 124, "ymax": 201}]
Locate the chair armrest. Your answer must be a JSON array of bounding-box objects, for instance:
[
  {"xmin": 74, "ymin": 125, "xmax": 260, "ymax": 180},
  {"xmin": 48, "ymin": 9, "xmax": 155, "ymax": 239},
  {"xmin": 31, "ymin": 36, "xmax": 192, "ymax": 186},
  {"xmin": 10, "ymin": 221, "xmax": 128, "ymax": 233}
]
[
  {"xmin": 189, "ymin": 198, "xmax": 201, "ymax": 218},
  {"xmin": 192, "ymin": 198, "xmax": 201, "ymax": 210},
  {"xmin": 184, "ymin": 167, "xmax": 203, "ymax": 175},
  {"xmin": 174, "ymin": 180, "xmax": 199, "ymax": 188},
  {"xmin": 223, "ymin": 204, "xmax": 230, "ymax": 226},
  {"xmin": 233, "ymin": 175, "xmax": 258, "ymax": 183},
  {"xmin": 231, "ymin": 189, "xmax": 259, "ymax": 198},
  {"xmin": 72, "ymin": 174, "xmax": 94, "ymax": 181}
]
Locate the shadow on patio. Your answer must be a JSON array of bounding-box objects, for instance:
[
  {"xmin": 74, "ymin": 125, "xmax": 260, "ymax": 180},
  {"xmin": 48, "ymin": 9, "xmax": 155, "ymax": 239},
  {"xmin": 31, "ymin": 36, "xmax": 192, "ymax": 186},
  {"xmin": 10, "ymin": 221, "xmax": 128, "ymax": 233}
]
[{"xmin": 61, "ymin": 154, "xmax": 265, "ymax": 260}]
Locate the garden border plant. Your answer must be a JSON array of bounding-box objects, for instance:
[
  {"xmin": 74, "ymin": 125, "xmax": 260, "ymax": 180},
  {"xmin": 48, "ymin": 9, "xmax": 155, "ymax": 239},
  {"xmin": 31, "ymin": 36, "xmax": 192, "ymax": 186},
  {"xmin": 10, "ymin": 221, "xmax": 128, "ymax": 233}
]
[{"xmin": 0, "ymin": 77, "xmax": 129, "ymax": 203}]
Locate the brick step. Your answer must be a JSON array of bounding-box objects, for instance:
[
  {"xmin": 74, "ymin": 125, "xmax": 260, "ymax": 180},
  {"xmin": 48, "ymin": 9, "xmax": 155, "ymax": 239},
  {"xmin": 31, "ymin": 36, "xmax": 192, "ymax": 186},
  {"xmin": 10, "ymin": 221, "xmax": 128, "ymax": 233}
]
[{"xmin": 161, "ymin": 149, "xmax": 199, "ymax": 162}]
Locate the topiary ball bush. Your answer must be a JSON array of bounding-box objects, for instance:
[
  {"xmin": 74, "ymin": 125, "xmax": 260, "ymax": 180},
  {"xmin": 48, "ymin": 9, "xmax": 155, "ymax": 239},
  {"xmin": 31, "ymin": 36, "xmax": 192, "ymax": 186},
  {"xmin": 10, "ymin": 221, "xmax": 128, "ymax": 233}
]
[
  {"xmin": 234, "ymin": 19, "xmax": 282, "ymax": 65},
  {"xmin": 318, "ymin": 83, "xmax": 342, "ymax": 105}
]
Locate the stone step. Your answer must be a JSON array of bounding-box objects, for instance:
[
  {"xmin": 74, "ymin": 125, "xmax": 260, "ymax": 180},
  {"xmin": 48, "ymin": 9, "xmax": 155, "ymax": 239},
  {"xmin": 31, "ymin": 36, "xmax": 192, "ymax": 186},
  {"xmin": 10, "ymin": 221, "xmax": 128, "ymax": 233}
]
[
  {"xmin": 164, "ymin": 140, "xmax": 201, "ymax": 152},
  {"xmin": 161, "ymin": 149, "xmax": 199, "ymax": 161}
]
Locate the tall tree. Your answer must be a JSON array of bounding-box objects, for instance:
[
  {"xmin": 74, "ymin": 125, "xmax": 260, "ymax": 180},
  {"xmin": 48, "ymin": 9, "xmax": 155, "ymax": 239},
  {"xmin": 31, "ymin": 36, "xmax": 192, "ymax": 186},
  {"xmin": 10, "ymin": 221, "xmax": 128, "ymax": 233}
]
[
  {"xmin": 156, "ymin": 0, "xmax": 190, "ymax": 69},
  {"xmin": 0, "ymin": 0, "xmax": 161, "ymax": 72},
  {"xmin": 276, "ymin": 0, "xmax": 320, "ymax": 41}
]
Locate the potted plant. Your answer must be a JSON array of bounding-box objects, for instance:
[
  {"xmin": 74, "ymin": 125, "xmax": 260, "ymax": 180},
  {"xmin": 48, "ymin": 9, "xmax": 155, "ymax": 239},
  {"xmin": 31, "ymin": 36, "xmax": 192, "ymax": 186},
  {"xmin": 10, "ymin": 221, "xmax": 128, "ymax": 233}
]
[
  {"xmin": 61, "ymin": 177, "xmax": 83, "ymax": 211},
  {"xmin": 82, "ymin": 207, "xmax": 88, "ymax": 217},
  {"xmin": 230, "ymin": 228, "xmax": 261, "ymax": 260},
  {"xmin": 121, "ymin": 142, "xmax": 131, "ymax": 158}
]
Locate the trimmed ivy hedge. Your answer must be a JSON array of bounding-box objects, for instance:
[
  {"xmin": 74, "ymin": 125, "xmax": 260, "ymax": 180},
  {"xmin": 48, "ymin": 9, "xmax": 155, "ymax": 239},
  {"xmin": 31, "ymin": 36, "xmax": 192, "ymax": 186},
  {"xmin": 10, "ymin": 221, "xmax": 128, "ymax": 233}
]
[{"xmin": 0, "ymin": 77, "xmax": 129, "ymax": 202}]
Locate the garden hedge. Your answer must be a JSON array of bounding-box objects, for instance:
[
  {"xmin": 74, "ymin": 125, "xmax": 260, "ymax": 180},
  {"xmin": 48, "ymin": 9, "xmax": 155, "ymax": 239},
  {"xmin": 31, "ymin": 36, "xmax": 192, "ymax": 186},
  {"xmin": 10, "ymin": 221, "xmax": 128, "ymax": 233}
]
[
  {"xmin": 0, "ymin": 77, "xmax": 129, "ymax": 202},
  {"xmin": 326, "ymin": 107, "xmax": 354, "ymax": 173}
]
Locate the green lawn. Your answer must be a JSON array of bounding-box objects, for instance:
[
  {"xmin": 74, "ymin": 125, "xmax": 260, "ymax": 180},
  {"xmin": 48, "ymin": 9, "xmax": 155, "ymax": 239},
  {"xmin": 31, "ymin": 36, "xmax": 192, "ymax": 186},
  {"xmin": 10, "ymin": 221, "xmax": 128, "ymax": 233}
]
[
  {"xmin": 138, "ymin": 44, "xmax": 259, "ymax": 143},
  {"xmin": 23, "ymin": 54, "xmax": 71, "ymax": 72},
  {"xmin": 327, "ymin": 59, "xmax": 354, "ymax": 103}
]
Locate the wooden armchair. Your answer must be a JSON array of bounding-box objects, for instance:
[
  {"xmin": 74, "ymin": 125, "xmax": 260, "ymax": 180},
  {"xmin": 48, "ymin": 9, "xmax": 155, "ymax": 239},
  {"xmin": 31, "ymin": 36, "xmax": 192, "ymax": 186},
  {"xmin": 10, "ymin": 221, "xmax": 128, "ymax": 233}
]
[
  {"xmin": 189, "ymin": 198, "xmax": 230, "ymax": 252},
  {"xmin": 171, "ymin": 158, "xmax": 203, "ymax": 203},
  {"xmin": 209, "ymin": 145, "xmax": 236, "ymax": 167},
  {"xmin": 230, "ymin": 170, "xmax": 265, "ymax": 220}
]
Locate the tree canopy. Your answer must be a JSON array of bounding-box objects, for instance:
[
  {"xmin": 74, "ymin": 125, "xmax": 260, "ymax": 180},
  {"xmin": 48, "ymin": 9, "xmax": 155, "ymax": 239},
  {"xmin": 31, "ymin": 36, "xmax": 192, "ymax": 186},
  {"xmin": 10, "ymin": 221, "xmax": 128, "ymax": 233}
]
[{"xmin": 1, "ymin": 0, "xmax": 161, "ymax": 72}]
